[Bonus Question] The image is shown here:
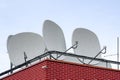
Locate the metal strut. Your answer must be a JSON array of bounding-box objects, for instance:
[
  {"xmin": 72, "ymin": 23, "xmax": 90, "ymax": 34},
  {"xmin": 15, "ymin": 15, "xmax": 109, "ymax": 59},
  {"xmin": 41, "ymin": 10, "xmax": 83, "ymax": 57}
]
[
  {"xmin": 56, "ymin": 41, "xmax": 78, "ymax": 59},
  {"xmin": 24, "ymin": 52, "xmax": 28, "ymax": 67},
  {"xmin": 65, "ymin": 41, "xmax": 78, "ymax": 53},
  {"xmin": 88, "ymin": 46, "xmax": 107, "ymax": 64},
  {"xmin": 10, "ymin": 62, "xmax": 13, "ymax": 74}
]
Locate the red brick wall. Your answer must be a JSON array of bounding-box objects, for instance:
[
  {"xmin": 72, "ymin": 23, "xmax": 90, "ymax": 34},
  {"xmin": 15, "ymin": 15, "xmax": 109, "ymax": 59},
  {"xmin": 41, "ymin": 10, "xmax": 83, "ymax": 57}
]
[
  {"xmin": 2, "ymin": 59, "xmax": 120, "ymax": 80},
  {"xmin": 2, "ymin": 61, "xmax": 47, "ymax": 80},
  {"xmin": 46, "ymin": 60, "xmax": 120, "ymax": 80}
]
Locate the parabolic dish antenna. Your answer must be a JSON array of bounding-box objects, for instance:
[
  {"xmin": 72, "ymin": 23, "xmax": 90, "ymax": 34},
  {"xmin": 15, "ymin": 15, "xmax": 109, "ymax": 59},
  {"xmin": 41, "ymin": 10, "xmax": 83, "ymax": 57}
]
[
  {"xmin": 72, "ymin": 28, "xmax": 101, "ymax": 64},
  {"xmin": 7, "ymin": 32, "xmax": 46, "ymax": 66},
  {"xmin": 43, "ymin": 20, "xmax": 66, "ymax": 60},
  {"xmin": 43, "ymin": 20, "xmax": 66, "ymax": 52}
]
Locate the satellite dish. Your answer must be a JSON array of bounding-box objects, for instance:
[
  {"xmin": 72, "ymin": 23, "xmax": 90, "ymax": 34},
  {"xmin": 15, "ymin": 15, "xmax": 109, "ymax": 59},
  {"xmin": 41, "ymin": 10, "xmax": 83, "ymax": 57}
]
[
  {"xmin": 72, "ymin": 28, "xmax": 101, "ymax": 64},
  {"xmin": 43, "ymin": 20, "xmax": 66, "ymax": 52},
  {"xmin": 7, "ymin": 32, "xmax": 46, "ymax": 66},
  {"xmin": 43, "ymin": 20, "xmax": 66, "ymax": 59}
]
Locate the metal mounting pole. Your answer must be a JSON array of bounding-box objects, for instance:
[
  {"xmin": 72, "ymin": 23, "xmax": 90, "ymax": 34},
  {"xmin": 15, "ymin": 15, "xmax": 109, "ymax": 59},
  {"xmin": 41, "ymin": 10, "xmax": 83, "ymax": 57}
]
[
  {"xmin": 10, "ymin": 62, "xmax": 13, "ymax": 74},
  {"xmin": 24, "ymin": 52, "xmax": 28, "ymax": 67},
  {"xmin": 117, "ymin": 37, "xmax": 119, "ymax": 69}
]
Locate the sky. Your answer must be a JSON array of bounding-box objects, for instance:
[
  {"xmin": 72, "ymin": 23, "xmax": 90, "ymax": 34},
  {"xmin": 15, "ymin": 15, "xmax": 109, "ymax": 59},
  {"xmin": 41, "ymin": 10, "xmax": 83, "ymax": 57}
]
[{"xmin": 0, "ymin": 0, "xmax": 120, "ymax": 73}]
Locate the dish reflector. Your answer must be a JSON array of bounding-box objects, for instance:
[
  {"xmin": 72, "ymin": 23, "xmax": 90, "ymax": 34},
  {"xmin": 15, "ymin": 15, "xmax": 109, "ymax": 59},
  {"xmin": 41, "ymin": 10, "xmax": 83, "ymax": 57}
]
[
  {"xmin": 72, "ymin": 28, "xmax": 101, "ymax": 64},
  {"xmin": 7, "ymin": 32, "xmax": 46, "ymax": 66},
  {"xmin": 43, "ymin": 20, "xmax": 66, "ymax": 52}
]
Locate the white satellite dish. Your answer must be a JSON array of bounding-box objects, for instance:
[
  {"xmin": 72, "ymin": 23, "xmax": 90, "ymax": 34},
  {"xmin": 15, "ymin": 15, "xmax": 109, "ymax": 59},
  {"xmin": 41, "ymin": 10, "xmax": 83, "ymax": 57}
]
[
  {"xmin": 7, "ymin": 32, "xmax": 46, "ymax": 66},
  {"xmin": 72, "ymin": 28, "xmax": 101, "ymax": 64},
  {"xmin": 43, "ymin": 20, "xmax": 66, "ymax": 60},
  {"xmin": 43, "ymin": 20, "xmax": 66, "ymax": 52}
]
